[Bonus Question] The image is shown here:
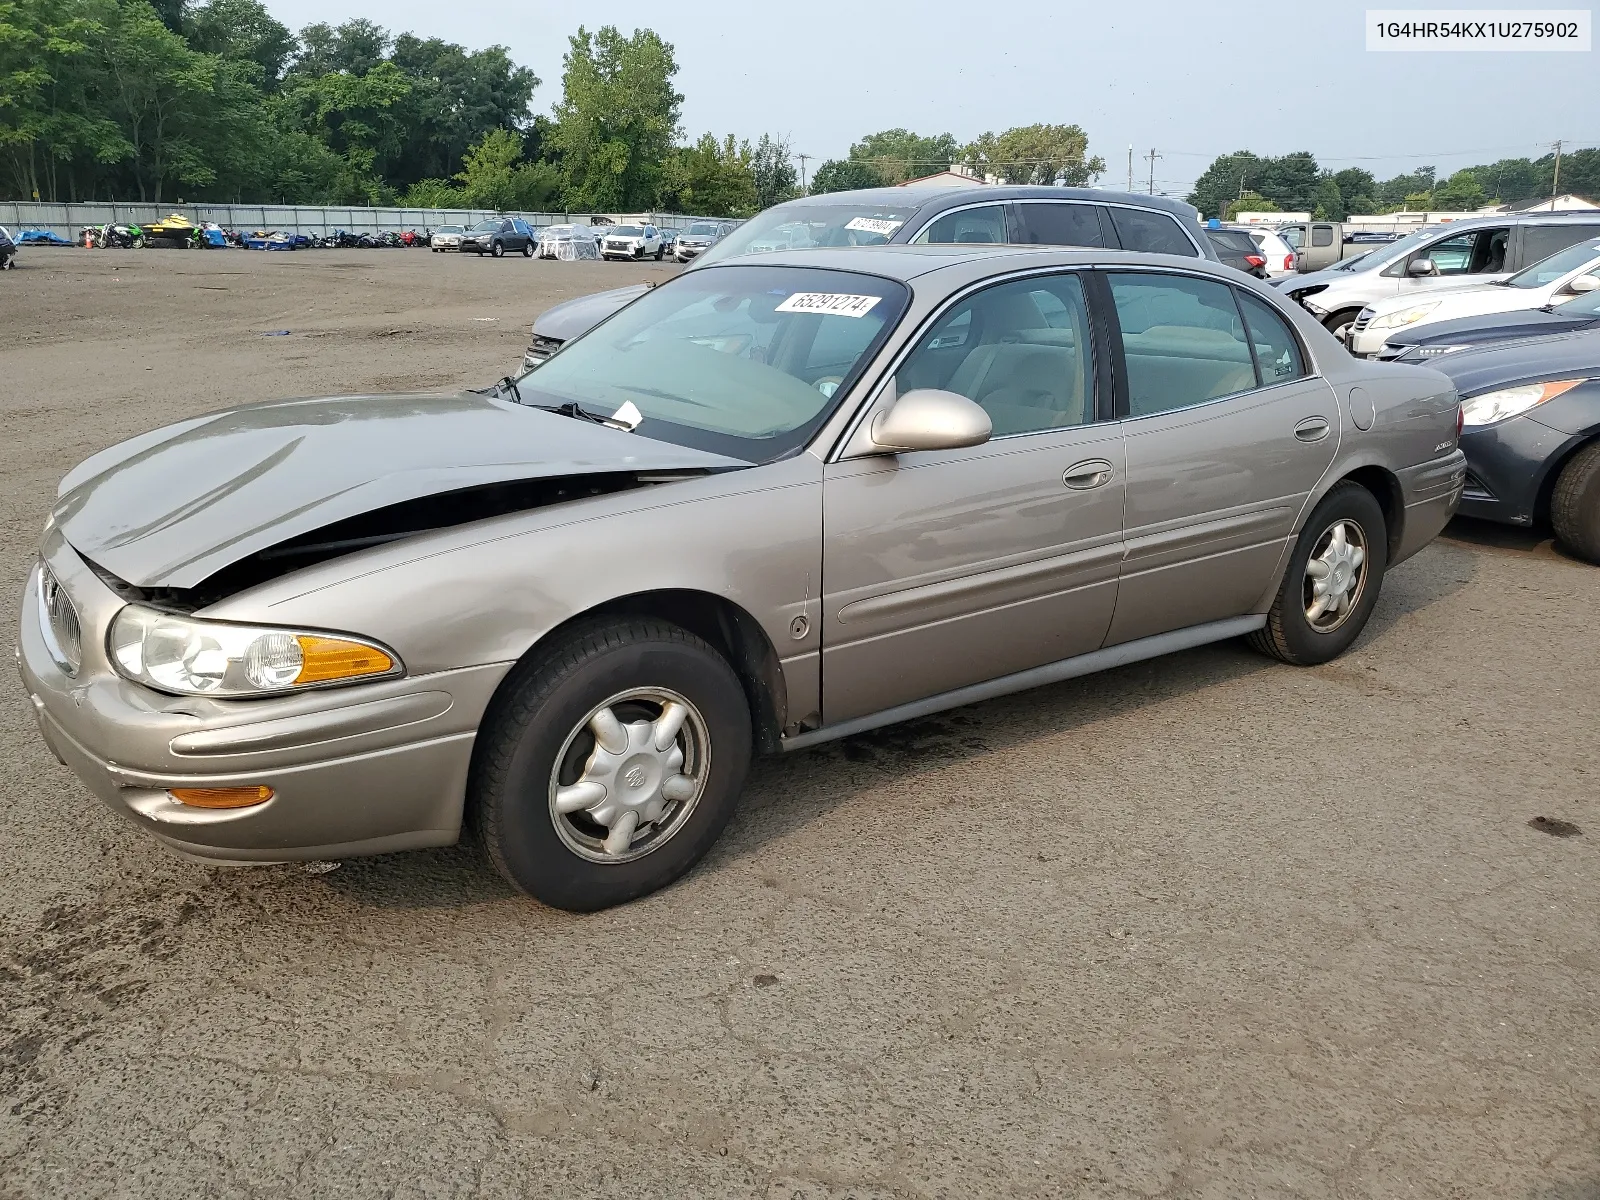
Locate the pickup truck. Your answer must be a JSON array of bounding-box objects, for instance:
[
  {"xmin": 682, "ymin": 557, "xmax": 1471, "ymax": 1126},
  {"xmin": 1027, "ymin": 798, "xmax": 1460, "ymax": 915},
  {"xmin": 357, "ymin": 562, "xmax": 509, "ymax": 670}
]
[{"xmin": 1276, "ymin": 222, "xmax": 1401, "ymax": 272}]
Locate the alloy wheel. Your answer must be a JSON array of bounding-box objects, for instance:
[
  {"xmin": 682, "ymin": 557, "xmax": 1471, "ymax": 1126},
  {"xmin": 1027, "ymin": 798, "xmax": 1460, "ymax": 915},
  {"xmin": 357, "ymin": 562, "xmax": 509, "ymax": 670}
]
[
  {"xmin": 1303, "ymin": 519, "xmax": 1369, "ymax": 632},
  {"xmin": 547, "ymin": 687, "xmax": 709, "ymax": 864}
]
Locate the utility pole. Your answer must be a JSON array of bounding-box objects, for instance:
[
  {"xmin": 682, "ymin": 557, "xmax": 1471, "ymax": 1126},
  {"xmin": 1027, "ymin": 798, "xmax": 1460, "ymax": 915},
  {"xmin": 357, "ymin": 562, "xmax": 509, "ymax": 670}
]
[
  {"xmin": 1144, "ymin": 147, "xmax": 1161, "ymax": 195},
  {"xmin": 1127, "ymin": 146, "xmax": 1134, "ymax": 192},
  {"xmin": 1551, "ymin": 140, "xmax": 1563, "ymax": 210},
  {"xmin": 795, "ymin": 153, "xmax": 812, "ymax": 195}
]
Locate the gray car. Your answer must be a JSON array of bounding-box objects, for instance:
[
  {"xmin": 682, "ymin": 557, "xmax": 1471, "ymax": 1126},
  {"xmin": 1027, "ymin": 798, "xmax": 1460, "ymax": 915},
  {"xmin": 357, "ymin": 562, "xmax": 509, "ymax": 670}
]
[
  {"xmin": 20, "ymin": 246, "xmax": 1465, "ymax": 910},
  {"xmin": 523, "ymin": 186, "xmax": 1218, "ymax": 366}
]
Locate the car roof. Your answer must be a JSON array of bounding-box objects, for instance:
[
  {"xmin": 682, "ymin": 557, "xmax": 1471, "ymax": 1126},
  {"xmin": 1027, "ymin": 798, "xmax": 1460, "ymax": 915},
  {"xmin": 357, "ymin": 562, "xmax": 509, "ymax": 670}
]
[
  {"xmin": 771, "ymin": 184, "xmax": 1202, "ymax": 223},
  {"xmin": 696, "ymin": 243, "xmax": 1246, "ymax": 284}
]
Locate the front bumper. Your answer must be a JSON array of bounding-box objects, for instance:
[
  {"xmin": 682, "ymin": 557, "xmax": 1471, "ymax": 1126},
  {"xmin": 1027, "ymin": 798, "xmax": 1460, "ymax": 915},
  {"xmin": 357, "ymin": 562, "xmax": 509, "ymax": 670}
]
[
  {"xmin": 675, "ymin": 245, "xmax": 704, "ymax": 261},
  {"xmin": 601, "ymin": 243, "xmax": 642, "ymax": 259},
  {"xmin": 431, "ymin": 239, "xmax": 461, "ymax": 250},
  {"xmin": 17, "ymin": 537, "xmax": 510, "ymax": 863},
  {"xmin": 1456, "ymin": 414, "xmax": 1577, "ymax": 526},
  {"xmin": 1349, "ymin": 324, "xmax": 1393, "ymax": 357},
  {"xmin": 459, "ymin": 238, "xmax": 493, "ymax": 253}
]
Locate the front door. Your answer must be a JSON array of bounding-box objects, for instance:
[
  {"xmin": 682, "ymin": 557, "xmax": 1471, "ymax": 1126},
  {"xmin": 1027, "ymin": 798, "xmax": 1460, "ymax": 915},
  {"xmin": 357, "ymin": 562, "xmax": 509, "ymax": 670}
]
[
  {"xmin": 821, "ymin": 271, "xmax": 1126, "ymax": 724},
  {"xmin": 1102, "ymin": 270, "xmax": 1340, "ymax": 645}
]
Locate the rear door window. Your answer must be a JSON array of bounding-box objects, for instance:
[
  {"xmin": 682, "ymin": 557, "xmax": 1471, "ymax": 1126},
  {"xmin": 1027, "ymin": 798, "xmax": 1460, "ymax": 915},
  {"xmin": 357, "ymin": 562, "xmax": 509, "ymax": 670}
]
[
  {"xmin": 1108, "ymin": 208, "xmax": 1199, "ymax": 257},
  {"xmin": 912, "ymin": 205, "xmax": 1007, "ymax": 245},
  {"xmin": 1011, "ymin": 202, "xmax": 1111, "ymax": 248},
  {"xmin": 1235, "ymin": 290, "xmax": 1307, "ymax": 384},
  {"xmin": 1520, "ymin": 223, "xmax": 1600, "ymax": 268},
  {"xmin": 1107, "ymin": 273, "xmax": 1258, "ymax": 417}
]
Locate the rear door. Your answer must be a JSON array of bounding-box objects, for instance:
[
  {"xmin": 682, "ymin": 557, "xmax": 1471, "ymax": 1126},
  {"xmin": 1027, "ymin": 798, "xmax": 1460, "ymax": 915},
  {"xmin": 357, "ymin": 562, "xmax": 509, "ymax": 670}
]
[
  {"xmin": 821, "ymin": 270, "xmax": 1125, "ymax": 722},
  {"xmin": 1008, "ymin": 201, "xmax": 1115, "ymax": 248},
  {"xmin": 1099, "ymin": 270, "xmax": 1338, "ymax": 645},
  {"xmin": 1106, "ymin": 206, "xmax": 1206, "ymax": 258}
]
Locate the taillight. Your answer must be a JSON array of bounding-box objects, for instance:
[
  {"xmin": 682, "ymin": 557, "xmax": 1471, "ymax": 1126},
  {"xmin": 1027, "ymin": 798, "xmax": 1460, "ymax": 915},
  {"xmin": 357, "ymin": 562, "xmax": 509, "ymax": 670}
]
[
  {"xmin": 1245, "ymin": 254, "xmax": 1265, "ymax": 268},
  {"xmin": 1457, "ymin": 404, "xmax": 1464, "ymax": 439},
  {"xmin": 1284, "ymin": 254, "xmax": 1294, "ymax": 271}
]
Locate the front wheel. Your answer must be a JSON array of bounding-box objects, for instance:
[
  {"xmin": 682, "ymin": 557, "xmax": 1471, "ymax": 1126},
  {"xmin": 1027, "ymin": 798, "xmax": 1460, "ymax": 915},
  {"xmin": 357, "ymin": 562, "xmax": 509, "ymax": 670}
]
[
  {"xmin": 1551, "ymin": 441, "xmax": 1600, "ymax": 564},
  {"xmin": 1322, "ymin": 309, "xmax": 1361, "ymax": 347},
  {"xmin": 131, "ymin": 236, "xmax": 145, "ymax": 249},
  {"xmin": 521, "ymin": 241, "xmax": 533, "ymax": 257},
  {"xmin": 1249, "ymin": 482, "xmax": 1388, "ymax": 665},
  {"xmin": 472, "ymin": 618, "xmax": 753, "ymax": 911},
  {"xmin": 490, "ymin": 240, "xmax": 505, "ymax": 258}
]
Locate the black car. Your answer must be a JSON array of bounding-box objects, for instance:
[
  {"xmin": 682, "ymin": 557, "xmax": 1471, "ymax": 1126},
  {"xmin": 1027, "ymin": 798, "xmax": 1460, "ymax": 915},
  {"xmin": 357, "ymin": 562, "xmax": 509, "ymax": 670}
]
[
  {"xmin": 1204, "ymin": 227, "xmax": 1268, "ymax": 278},
  {"xmin": 1376, "ymin": 289, "xmax": 1600, "ymax": 362},
  {"xmin": 1436, "ymin": 329, "xmax": 1600, "ymax": 560},
  {"xmin": 459, "ymin": 217, "xmax": 536, "ymax": 258}
]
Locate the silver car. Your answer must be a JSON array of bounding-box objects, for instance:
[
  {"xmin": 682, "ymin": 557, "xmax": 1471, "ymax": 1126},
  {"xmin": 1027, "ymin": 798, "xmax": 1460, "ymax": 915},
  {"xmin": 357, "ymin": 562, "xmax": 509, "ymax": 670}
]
[{"xmin": 19, "ymin": 247, "xmax": 1466, "ymax": 910}]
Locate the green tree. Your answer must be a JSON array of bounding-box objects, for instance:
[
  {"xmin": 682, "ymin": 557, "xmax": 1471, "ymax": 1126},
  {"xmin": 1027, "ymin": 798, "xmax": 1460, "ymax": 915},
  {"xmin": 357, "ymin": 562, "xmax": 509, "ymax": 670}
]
[
  {"xmin": 809, "ymin": 157, "xmax": 884, "ymax": 194},
  {"xmin": 1310, "ymin": 172, "xmax": 1344, "ymax": 220},
  {"xmin": 748, "ymin": 132, "xmax": 796, "ymax": 210},
  {"xmin": 1188, "ymin": 152, "xmax": 1264, "ymax": 219},
  {"xmin": 848, "ymin": 127, "xmax": 957, "ymax": 184},
  {"xmin": 962, "ymin": 124, "xmax": 1104, "ymax": 186},
  {"xmin": 1403, "ymin": 190, "xmax": 1434, "ymax": 210},
  {"xmin": 387, "ymin": 34, "xmax": 538, "ymax": 188},
  {"xmin": 1224, "ymin": 191, "xmax": 1277, "ymax": 220},
  {"xmin": 184, "ymin": 0, "xmax": 293, "ymax": 89},
  {"xmin": 658, "ymin": 132, "xmax": 755, "ymax": 216},
  {"xmin": 552, "ymin": 25, "xmax": 681, "ymax": 211},
  {"xmin": 1431, "ymin": 169, "xmax": 1487, "ymax": 211},
  {"xmin": 452, "ymin": 125, "xmax": 558, "ymax": 210},
  {"xmin": 1378, "ymin": 167, "xmax": 1435, "ymax": 207},
  {"xmin": 278, "ymin": 58, "xmax": 411, "ymax": 201},
  {"xmin": 1333, "ymin": 167, "xmax": 1377, "ymax": 203}
]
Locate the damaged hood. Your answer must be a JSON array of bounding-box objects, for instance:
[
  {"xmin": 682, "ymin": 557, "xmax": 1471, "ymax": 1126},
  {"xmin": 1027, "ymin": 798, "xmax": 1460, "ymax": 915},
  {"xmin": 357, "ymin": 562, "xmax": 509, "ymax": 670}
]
[{"xmin": 53, "ymin": 391, "xmax": 748, "ymax": 588}]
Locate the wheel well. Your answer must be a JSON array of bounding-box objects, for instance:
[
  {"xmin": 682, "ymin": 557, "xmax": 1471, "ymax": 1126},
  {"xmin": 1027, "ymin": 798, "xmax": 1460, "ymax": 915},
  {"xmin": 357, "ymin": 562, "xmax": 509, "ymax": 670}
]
[
  {"xmin": 1533, "ymin": 433, "xmax": 1599, "ymax": 526},
  {"xmin": 527, "ymin": 590, "xmax": 788, "ymax": 755},
  {"xmin": 1340, "ymin": 465, "xmax": 1404, "ymax": 561}
]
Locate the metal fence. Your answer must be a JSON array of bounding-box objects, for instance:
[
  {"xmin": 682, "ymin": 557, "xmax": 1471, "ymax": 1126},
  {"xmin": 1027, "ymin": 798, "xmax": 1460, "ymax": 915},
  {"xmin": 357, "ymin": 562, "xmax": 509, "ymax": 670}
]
[{"xmin": 0, "ymin": 201, "xmax": 717, "ymax": 241}]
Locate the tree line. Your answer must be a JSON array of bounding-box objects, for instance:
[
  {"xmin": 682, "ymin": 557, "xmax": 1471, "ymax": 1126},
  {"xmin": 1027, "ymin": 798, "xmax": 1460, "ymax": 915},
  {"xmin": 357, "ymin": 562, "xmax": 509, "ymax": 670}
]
[
  {"xmin": 807, "ymin": 126, "xmax": 1105, "ymax": 193},
  {"xmin": 0, "ymin": 1, "xmax": 799, "ymax": 215},
  {"xmin": 1188, "ymin": 149, "xmax": 1599, "ymax": 221}
]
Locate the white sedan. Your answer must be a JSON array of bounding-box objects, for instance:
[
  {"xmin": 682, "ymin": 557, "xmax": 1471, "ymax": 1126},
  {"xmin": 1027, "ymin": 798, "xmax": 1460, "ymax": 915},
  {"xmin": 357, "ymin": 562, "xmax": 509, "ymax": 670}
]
[{"xmin": 1351, "ymin": 237, "xmax": 1600, "ymax": 357}]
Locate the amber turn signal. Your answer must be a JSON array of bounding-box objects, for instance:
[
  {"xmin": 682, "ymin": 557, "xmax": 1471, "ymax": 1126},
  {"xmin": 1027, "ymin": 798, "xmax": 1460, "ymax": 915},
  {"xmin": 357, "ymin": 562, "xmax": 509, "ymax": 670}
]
[
  {"xmin": 169, "ymin": 785, "xmax": 275, "ymax": 809},
  {"xmin": 294, "ymin": 635, "xmax": 395, "ymax": 685}
]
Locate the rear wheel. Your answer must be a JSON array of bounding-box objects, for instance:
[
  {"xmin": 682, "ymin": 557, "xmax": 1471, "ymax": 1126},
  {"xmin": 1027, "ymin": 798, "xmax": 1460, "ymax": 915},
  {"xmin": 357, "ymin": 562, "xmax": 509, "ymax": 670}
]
[
  {"xmin": 655, "ymin": 245, "xmax": 665, "ymax": 261},
  {"xmin": 1249, "ymin": 482, "xmax": 1388, "ymax": 665},
  {"xmin": 1551, "ymin": 441, "xmax": 1600, "ymax": 564},
  {"xmin": 472, "ymin": 618, "xmax": 752, "ymax": 911}
]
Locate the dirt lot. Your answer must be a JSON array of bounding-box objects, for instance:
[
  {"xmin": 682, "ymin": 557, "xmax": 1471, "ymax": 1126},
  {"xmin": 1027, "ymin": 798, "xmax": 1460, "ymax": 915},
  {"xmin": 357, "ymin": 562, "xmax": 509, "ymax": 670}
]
[{"xmin": 1, "ymin": 248, "xmax": 1597, "ymax": 1200}]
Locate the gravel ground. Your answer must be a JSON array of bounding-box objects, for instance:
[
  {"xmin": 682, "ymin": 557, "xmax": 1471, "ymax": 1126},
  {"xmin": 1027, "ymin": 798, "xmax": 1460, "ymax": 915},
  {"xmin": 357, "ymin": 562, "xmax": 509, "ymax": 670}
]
[{"xmin": 1, "ymin": 249, "xmax": 1597, "ymax": 1200}]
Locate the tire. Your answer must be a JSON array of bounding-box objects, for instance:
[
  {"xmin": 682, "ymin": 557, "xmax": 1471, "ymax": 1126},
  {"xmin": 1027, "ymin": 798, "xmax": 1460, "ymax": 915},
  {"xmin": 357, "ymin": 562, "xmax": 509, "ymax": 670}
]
[
  {"xmin": 522, "ymin": 241, "xmax": 533, "ymax": 257},
  {"xmin": 1551, "ymin": 441, "xmax": 1600, "ymax": 564},
  {"xmin": 491, "ymin": 240, "xmax": 505, "ymax": 258},
  {"xmin": 1322, "ymin": 309, "xmax": 1361, "ymax": 346},
  {"xmin": 1248, "ymin": 481, "xmax": 1389, "ymax": 666},
  {"xmin": 131, "ymin": 236, "xmax": 145, "ymax": 249},
  {"xmin": 655, "ymin": 245, "xmax": 665, "ymax": 261},
  {"xmin": 472, "ymin": 618, "xmax": 753, "ymax": 911}
]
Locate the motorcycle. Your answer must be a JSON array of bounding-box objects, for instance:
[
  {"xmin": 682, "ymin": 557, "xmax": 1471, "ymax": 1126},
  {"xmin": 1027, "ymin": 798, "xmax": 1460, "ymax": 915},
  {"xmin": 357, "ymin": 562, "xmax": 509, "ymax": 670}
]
[{"xmin": 95, "ymin": 223, "xmax": 146, "ymax": 249}]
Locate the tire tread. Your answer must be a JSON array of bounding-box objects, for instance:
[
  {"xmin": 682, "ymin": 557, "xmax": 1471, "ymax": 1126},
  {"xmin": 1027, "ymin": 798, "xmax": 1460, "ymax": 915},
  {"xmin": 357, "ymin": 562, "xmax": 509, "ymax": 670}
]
[{"xmin": 1550, "ymin": 441, "xmax": 1600, "ymax": 564}]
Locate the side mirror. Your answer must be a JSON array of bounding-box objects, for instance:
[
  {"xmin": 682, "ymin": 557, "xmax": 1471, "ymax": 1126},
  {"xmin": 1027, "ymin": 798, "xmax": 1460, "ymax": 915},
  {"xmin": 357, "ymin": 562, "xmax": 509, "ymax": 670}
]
[
  {"xmin": 1406, "ymin": 258, "xmax": 1439, "ymax": 277},
  {"xmin": 1567, "ymin": 274, "xmax": 1600, "ymax": 294},
  {"xmin": 870, "ymin": 388, "xmax": 992, "ymax": 453}
]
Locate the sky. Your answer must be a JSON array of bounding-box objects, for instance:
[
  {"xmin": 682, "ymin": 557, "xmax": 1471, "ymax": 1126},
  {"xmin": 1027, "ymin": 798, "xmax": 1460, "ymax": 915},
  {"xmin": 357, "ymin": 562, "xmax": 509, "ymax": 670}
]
[{"xmin": 264, "ymin": 0, "xmax": 1597, "ymax": 196}]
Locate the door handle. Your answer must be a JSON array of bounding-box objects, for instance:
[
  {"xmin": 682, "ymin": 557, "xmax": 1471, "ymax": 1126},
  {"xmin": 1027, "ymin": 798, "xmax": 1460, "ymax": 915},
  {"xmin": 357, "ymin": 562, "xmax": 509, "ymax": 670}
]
[
  {"xmin": 1293, "ymin": 417, "xmax": 1331, "ymax": 443},
  {"xmin": 1063, "ymin": 459, "xmax": 1115, "ymax": 490}
]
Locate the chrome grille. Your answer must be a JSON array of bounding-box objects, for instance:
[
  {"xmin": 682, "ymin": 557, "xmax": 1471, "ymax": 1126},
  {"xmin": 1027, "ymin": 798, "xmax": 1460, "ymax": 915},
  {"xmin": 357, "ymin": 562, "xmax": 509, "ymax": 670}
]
[
  {"xmin": 37, "ymin": 563, "xmax": 82, "ymax": 675},
  {"xmin": 1352, "ymin": 309, "xmax": 1374, "ymax": 333}
]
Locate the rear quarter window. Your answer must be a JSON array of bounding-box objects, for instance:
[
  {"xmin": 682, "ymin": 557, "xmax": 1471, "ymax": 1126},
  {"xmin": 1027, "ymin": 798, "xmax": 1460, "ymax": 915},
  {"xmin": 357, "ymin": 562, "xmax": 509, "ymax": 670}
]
[{"xmin": 1109, "ymin": 208, "xmax": 1199, "ymax": 257}]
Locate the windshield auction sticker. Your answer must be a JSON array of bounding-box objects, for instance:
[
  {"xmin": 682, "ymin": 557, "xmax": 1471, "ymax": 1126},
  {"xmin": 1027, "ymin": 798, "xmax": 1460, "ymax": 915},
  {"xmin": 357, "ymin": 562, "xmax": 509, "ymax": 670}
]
[
  {"xmin": 844, "ymin": 217, "xmax": 905, "ymax": 236},
  {"xmin": 776, "ymin": 293, "xmax": 884, "ymax": 317},
  {"xmin": 1367, "ymin": 9, "xmax": 1590, "ymax": 49}
]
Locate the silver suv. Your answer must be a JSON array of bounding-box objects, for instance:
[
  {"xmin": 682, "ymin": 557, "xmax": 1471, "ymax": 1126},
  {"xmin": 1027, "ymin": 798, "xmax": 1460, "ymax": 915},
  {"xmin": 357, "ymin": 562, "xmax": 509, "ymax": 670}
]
[{"xmin": 1278, "ymin": 212, "xmax": 1600, "ymax": 344}]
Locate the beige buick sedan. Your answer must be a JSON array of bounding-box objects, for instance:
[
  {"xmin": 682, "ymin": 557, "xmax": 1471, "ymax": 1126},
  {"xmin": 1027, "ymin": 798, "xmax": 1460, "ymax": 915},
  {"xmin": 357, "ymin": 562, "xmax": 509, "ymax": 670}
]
[{"xmin": 19, "ymin": 246, "xmax": 1465, "ymax": 909}]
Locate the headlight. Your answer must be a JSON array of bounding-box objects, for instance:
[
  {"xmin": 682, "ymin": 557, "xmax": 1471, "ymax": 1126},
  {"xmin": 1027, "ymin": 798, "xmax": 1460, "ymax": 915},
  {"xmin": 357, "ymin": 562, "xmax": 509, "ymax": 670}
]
[
  {"xmin": 108, "ymin": 605, "xmax": 401, "ymax": 697},
  {"xmin": 1460, "ymin": 379, "xmax": 1586, "ymax": 428},
  {"xmin": 1369, "ymin": 302, "xmax": 1440, "ymax": 331},
  {"xmin": 1413, "ymin": 344, "xmax": 1472, "ymax": 357}
]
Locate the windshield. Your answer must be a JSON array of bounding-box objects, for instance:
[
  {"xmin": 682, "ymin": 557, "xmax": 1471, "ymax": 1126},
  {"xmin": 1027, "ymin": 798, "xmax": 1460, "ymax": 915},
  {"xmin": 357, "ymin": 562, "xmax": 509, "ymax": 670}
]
[
  {"xmin": 609, "ymin": 226, "xmax": 644, "ymax": 237},
  {"xmin": 1507, "ymin": 239, "xmax": 1600, "ymax": 288},
  {"xmin": 516, "ymin": 265, "xmax": 908, "ymax": 461},
  {"xmin": 472, "ymin": 220, "xmax": 500, "ymax": 232},
  {"xmin": 436, "ymin": 225, "xmax": 463, "ymax": 234},
  {"xmin": 686, "ymin": 223, "xmax": 719, "ymax": 236},
  {"xmin": 696, "ymin": 202, "xmax": 920, "ymax": 267}
]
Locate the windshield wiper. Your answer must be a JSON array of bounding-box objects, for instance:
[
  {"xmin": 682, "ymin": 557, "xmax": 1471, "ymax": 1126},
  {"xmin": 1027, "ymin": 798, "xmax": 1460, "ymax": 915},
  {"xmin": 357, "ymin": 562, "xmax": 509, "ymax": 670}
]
[{"xmin": 473, "ymin": 375, "xmax": 524, "ymax": 403}]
